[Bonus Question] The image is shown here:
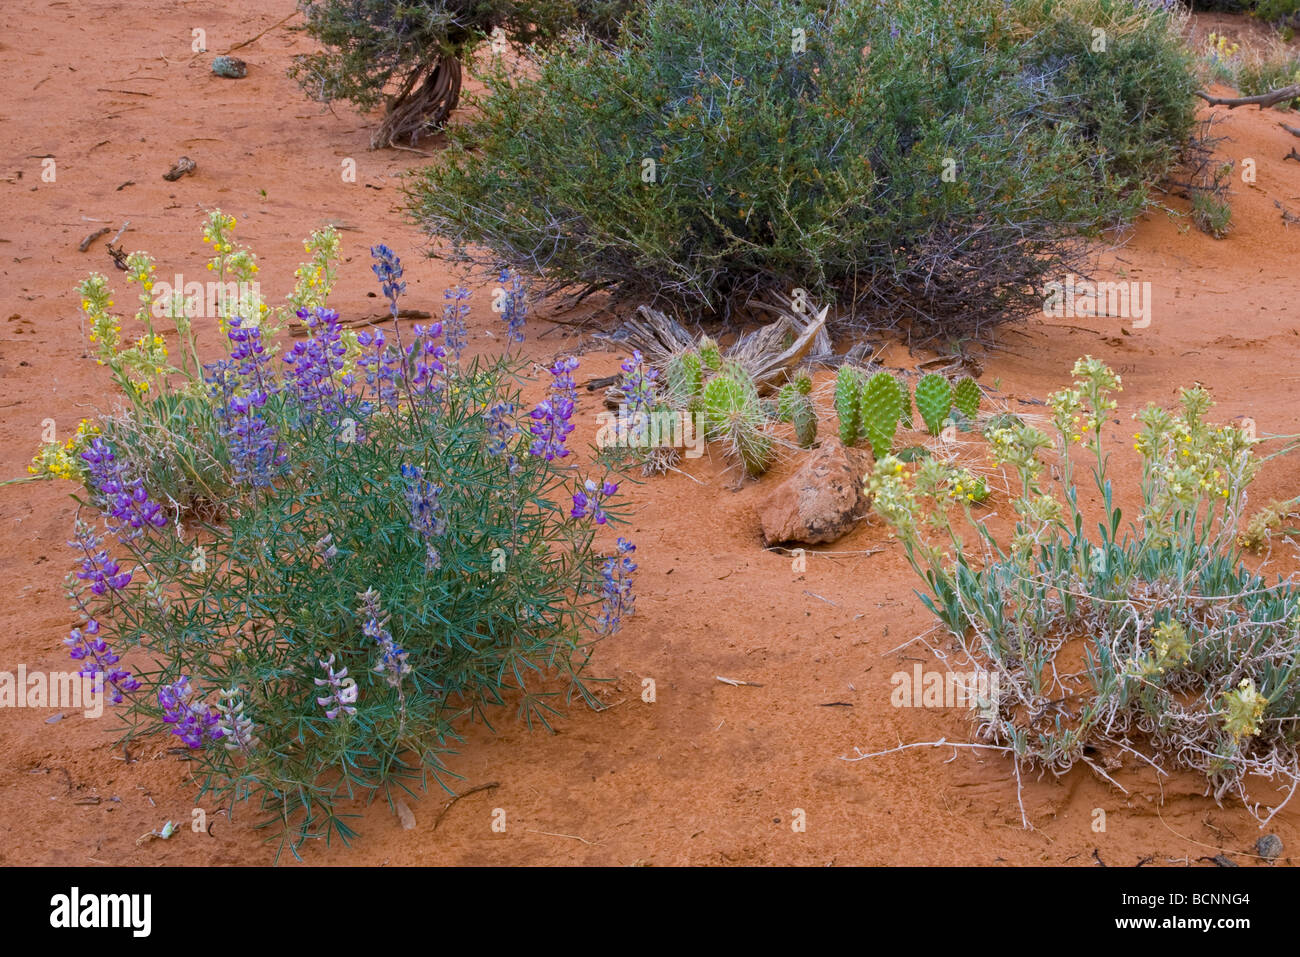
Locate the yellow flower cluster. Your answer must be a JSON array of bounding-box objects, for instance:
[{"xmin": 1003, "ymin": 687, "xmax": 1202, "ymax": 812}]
[
  {"xmin": 125, "ymin": 251, "xmax": 157, "ymax": 322},
  {"xmin": 987, "ymin": 422, "xmax": 1050, "ymax": 477},
  {"xmin": 79, "ymin": 273, "xmax": 121, "ymax": 365},
  {"xmin": 288, "ymin": 227, "xmax": 341, "ymax": 312},
  {"xmin": 1207, "ymin": 32, "xmax": 1240, "ymax": 61},
  {"xmin": 1135, "ymin": 387, "xmax": 1255, "ymax": 528},
  {"xmin": 1220, "ymin": 677, "xmax": 1267, "ymax": 741},
  {"xmin": 864, "ymin": 455, "xmax": 917, "ymax": 529},
  {"xmin": 202, "ymin": 210, "xmax": 265, "ymax": 334},
  {"xmin": 1132, "ymin": 619, "xmax": 1192, "ymax": 678},
  {"xmin": 28, "ymin": 419, "xmax": 99, "ymax": 481}
]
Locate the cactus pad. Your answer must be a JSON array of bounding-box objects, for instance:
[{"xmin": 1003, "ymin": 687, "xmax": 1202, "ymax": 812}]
[
  {"xmin": 835, "ymin": 365, "xmax": 865, "ymax": 446},
  {"xmin": 778, "ymin": 382, "xmax": 818, "ymax": 448},
  {"xmin": 702, "ymin": 369, "xmax": 772, "ymax": 476},
  {"xmin": 859, "ymin": 371, "xmax": 906, "ymax": 458},
  {"xmin": 914, "ymin": 373, "xmax": 953, "ymax": 436},
  {"xmin": 952, "ymin": 376, "xmax": 981, "ymax": 421}
]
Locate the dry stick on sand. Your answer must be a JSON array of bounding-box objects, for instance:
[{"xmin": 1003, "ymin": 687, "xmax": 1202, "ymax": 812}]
[
  {"xmin": 1283, "ymin": 122, "xmax": 1300, "ymax": 139},
  {"xmin": 1195, "ymin": 85, "xmax": 1300, "ymax": 109},
  {"xmin": 187, "ymin": 11, "xmax": 300, "ymax": 64},
  {"xmin": 77, "ymin": 227, "xmax": 110, "ymax": 253},
  {"xmin": 431, "ymin": 781, "xmax": 500, "ymax": 831}
]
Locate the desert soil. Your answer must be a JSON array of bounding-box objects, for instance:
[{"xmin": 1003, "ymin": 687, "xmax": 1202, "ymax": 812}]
[{"xmin": 1, "ymin": 1, "xmax": 1298, "ymax": 865}]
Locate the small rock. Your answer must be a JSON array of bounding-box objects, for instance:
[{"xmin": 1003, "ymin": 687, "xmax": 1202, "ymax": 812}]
[
  {"xmin": 394, "ymin": 799, "xmax": 416, "ymax": 830},
  {"xmin": 1256, "ymin": 833, "xmax": 1283, "ymax": 861},
  {"xmin": 211, "ymin": 56, "xmax": 247, "ymax": 79},
  {"xmin": 758, "ymin": 439, "xmax": 871, "ymax": 546},
  {"xmin": 1211, "ymin": 854, "xmax": 1239, "ymax": 868}
]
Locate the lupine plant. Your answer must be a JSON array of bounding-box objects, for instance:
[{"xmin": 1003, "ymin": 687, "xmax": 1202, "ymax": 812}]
[
  {"xmin": 865, "ymin": 357, "xmax": 1300, "ymax": 823},
  {"xmin": 31, "ymin": 219, "xmax": 635, "ymax": 859}
]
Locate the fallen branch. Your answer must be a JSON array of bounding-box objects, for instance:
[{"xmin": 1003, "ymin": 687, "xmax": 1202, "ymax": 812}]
[
  {"xmin": 1195, "ymin": 85, "xmax": 1300, "ymax": 110},
  {"xmin": 1282, "ymin": 122, "xmax": 1300, "ymax": 139},
  {"xmin": 716, "ymin": 675, "xmax": 763, "ymax": 687},
  {"xmin": 224, "ymin": 10, "xmax": 299, "ymax": 55},
  {"xmin": 432, "ymin": 781, "xmax": 500, "ymax": 831},
  {"xmin": 77, "ymin": 227, "xmax": 110, "ymax": 253}
]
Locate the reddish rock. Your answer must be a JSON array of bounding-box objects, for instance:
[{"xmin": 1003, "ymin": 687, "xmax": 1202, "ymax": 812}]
[{"xmin": 758, "ymin": 439, "xmax": 870, "ymax": 546}]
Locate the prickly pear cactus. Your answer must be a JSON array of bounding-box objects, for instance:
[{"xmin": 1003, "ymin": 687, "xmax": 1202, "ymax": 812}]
[
  {"xmin": 914, "ymin": 373, "xmax": 953, "ymax": 436},
  {"xmin": 859, "ymin": 371, "xmax": 906, "ymax": 458},
  {"xmin": 777, "ymin": 381, "xmax": 817, "ymax": 448},
  {"xmin": 699, "ymin": 337, "xmax": 723, "ymax": 372},
  {"xmin": 899, "ymin": 381, "xmax": 914, "ymax": 430},
  {"xmin": 952, "ymin": 376, "xmax": 981, "ymax": 421},
  {"xmin": 701, "ymin": 369, "xmax": 773, "ymax": 476},
  {"xmin": 835, "ymin": 365, "xmax": 865, "ymax": 446},
  {"xmin": 666, "ymin": 350, "xmax": 704, "ymax": 408}
]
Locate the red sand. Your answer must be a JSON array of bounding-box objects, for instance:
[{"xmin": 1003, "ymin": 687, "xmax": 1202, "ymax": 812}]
[{"xmin": 1, "ymin": 1, "xmax": 1298, "ymax": 865}]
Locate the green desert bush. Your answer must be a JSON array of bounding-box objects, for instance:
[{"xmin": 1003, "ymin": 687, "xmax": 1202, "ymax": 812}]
[
  {"xmin": 410, "ymin": 0, "xmax": 1198, "ymax": 339},
  {"xmin": 865, "ymin": 357, "xmax": 1300, "ymax": 822},
  {"xmin": 291, "ymin": 0, "xmax": 636, "ymax": 147}
]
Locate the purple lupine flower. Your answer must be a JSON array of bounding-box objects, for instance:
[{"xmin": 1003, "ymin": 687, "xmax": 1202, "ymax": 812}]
[
  {"xmin": 355, "ymin": 328, "xmax": 401, "ymax": 411},
  {"xmin": 81, "ymin": 438, "xmax": 168, "ymax": 541},
  {"xmin": 400, "ymin": 464, "xmax": 447, "ymax": 569},
  {"xmin": 571, "ymin": 478, "xmax": 619, "ymax": 524},
  {"xmin": 64, "ymin": 619, "xmax": 140, "ymax": 705},
  {"xmin": 406, "ymin": 322, "xmax": 447, "ymax": 400},
  {"xmin": 227, "ymin": 315, "xmax": 271, "ymax": 378},
  {"xmin": 619, "ymin": 351, "xmax": 658, "ymax": 444},
  {"xmin": 484, "ymin": 401, "xmax": 518, "ymax": 455},
  {"xmin": 157, "ymin": 676, "xmax": 224, "ymax": 749},
  {"xmin": 528, "ymin": 356, "xmax": 579, "ymax": 461},
  {"xmin": 206, "ymin": 358, "xmax": 286, "ymax": 488},
  {"xmin": 550, "ymin": 356, "xmax": 580, "ymax": 402},
  {"xmin": 215, "ymin": 687, "xmax": 259, "ymax": 753},
  {"xmin": 596, "ymin": 538, "xmax": 637, "ymax": 635},
  {"xmin": 443, "ymin": 286, "xmax": 471, "ymax": 362},
  {"xmin": 497, "ymin": 268, "xmax": 528, "ymax": 344},
  {"xmin": 357, "ymin": 588, "xmax": 410, "ymax": 689},
  {"xmin": 528, "ymin": 397, "xmax": 575, "ymax": 461},
  {"xmin": 69, "ymin": 522, "xmax": 132, "ymax": 595},
  {"xmin": 205, "ymin": 316, "xmax": 287, "ymax": 487},
  {"xmin": 284, "ymin": 307, "xmax": 351, "ymax": 422},
  {"xmin": 370, "ymin": 244, "xmax": 407, "ymax": 318},
  {"xmin": 484, "ymin": 401, "xmax": 520, "ymax": 474},
  {"xmin": 314, "ymin": 654, "xmax": 358, "ymax": 720}
]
